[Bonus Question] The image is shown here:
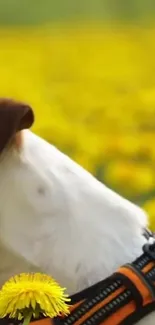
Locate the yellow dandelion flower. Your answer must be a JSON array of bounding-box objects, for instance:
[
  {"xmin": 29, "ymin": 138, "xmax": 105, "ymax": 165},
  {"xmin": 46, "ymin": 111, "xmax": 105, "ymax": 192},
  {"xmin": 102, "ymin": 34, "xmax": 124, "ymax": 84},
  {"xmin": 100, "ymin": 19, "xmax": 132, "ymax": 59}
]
[{"xmin": 0, "ymin": 273, "xmax": 70, "ymax": 325}]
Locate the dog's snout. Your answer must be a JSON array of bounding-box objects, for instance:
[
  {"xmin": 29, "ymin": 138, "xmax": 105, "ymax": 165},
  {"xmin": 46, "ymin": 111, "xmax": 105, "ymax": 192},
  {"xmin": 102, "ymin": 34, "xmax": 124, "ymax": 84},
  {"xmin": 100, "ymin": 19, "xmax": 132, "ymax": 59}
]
[{"xmin": 0, "ymin": 98, "xmax": 34, "ymax": 153}]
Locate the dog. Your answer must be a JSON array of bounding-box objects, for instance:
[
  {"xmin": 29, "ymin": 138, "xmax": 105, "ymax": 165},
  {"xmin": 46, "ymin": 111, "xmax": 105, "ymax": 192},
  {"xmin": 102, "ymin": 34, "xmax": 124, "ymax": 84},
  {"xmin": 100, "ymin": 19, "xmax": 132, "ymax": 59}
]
[{"xmin": 0, "ymin": 98, "xmax": 154, "ymax": 324}]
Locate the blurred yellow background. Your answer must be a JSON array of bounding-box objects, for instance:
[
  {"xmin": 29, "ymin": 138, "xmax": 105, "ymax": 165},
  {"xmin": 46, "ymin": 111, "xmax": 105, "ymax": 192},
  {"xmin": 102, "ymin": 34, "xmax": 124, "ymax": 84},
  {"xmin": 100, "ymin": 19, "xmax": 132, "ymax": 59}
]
[{"xmin": 1, "ymin": 1, "xmax": 155, "ymax": 229}]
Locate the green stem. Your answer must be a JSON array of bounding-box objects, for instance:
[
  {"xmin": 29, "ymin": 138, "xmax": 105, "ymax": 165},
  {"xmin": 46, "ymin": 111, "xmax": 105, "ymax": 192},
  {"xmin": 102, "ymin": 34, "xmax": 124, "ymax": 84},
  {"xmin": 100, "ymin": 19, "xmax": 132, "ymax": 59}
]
[{"xmin": 23, "ymin": 311, "xmax": 33, "ymax": 325}]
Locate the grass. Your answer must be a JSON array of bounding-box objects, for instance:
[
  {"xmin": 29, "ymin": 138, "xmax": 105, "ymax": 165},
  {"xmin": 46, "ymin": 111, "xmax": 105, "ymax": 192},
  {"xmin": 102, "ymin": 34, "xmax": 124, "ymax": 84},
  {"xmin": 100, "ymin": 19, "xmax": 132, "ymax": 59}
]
[{"xmin": 0, "ymin": 0, "xmax": 155, "ymax": 25}]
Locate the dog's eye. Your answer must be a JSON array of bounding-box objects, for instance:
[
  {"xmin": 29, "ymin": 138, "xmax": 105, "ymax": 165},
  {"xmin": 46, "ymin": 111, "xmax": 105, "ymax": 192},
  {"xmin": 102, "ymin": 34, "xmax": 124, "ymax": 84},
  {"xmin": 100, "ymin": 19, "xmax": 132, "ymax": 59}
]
[{"xmin": 37, "ymin": 187, "xmax": 46, "ymax": 196}]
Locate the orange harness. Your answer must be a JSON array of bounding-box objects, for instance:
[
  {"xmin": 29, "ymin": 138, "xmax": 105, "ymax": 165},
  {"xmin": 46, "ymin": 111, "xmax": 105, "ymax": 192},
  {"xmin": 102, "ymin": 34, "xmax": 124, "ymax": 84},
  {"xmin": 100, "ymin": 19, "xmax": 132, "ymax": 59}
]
[
  {"xmin": 31, "ymin": 235, "xmax": 155, "ymax": 325},
  {"xmin": 1, "ymin": 230, "xmax": 153, "ymax": 325}
]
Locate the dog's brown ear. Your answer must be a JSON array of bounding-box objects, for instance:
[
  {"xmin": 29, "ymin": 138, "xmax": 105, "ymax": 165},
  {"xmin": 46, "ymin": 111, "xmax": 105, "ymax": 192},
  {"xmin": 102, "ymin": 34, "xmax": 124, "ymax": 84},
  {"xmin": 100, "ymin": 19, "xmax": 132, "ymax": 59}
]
[{"xmin": 0, "ymin": 98, "xmax": 34, "ymax": 153}]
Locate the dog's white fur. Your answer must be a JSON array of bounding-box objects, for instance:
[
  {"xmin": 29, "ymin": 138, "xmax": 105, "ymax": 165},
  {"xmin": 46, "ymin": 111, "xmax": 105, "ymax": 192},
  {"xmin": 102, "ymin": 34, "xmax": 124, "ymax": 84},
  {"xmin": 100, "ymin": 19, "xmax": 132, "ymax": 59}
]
[{"xmin": 0, "ymin": 130, "xmax": 154, "ymax": 324}]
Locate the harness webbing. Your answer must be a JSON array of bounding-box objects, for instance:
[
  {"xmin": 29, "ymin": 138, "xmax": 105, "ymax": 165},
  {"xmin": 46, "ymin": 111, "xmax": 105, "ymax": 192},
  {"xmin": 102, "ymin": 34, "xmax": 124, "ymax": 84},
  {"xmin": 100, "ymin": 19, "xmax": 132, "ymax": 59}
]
[
  {"xmin": 38, "ymin": 232, "xmax": 155, "ymax": 325},
  {"xmin": 52, "ymin": 241, "xmax": 155, "ymax": 325},
  {"xmin": 1, "ymin": 230, "xmax": 155, "ymax": 325}
]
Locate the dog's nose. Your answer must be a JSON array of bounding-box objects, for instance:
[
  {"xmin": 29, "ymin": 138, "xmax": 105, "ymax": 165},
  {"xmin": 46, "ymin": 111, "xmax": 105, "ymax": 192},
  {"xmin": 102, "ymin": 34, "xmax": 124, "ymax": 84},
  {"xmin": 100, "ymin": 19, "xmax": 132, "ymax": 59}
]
[{"xmin": 0, "ymin": 98, "xmax": 34, "ymax": 153}]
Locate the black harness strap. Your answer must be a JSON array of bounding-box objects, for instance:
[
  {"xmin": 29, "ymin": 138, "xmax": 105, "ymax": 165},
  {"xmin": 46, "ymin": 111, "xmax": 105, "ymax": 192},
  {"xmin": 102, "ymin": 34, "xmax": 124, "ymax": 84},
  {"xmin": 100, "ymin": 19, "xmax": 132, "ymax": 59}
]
[{"xmin": 0, "ymin": 229, "xmax": 155, "ymax": 325}]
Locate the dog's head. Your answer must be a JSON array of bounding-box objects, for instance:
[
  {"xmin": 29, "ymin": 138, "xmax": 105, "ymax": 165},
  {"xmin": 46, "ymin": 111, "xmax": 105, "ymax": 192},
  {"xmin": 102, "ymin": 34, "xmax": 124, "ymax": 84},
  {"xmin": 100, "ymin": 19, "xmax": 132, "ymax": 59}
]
[
  {"xmin": 0, "ymin": 98, "xmax": 34, "ymax": 154},
  {"xmin": 0, "ymin": 98, "xmax": 147, "ymax": 294}
]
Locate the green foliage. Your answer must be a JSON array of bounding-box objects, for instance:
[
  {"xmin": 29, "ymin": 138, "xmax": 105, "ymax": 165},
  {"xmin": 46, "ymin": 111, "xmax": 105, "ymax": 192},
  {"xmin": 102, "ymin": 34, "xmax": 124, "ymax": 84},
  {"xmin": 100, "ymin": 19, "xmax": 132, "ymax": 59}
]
[{"xmin": 0, "ymin": 0, "xmax": 155, "ymax": 25}]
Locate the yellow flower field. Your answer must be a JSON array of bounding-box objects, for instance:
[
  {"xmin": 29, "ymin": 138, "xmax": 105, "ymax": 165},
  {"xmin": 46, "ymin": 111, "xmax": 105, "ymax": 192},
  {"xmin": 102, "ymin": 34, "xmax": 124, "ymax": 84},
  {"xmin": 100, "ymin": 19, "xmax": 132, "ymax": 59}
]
[{"xmin": 1, "ymin": 23, "xmax": 155, "ymax": 228}]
